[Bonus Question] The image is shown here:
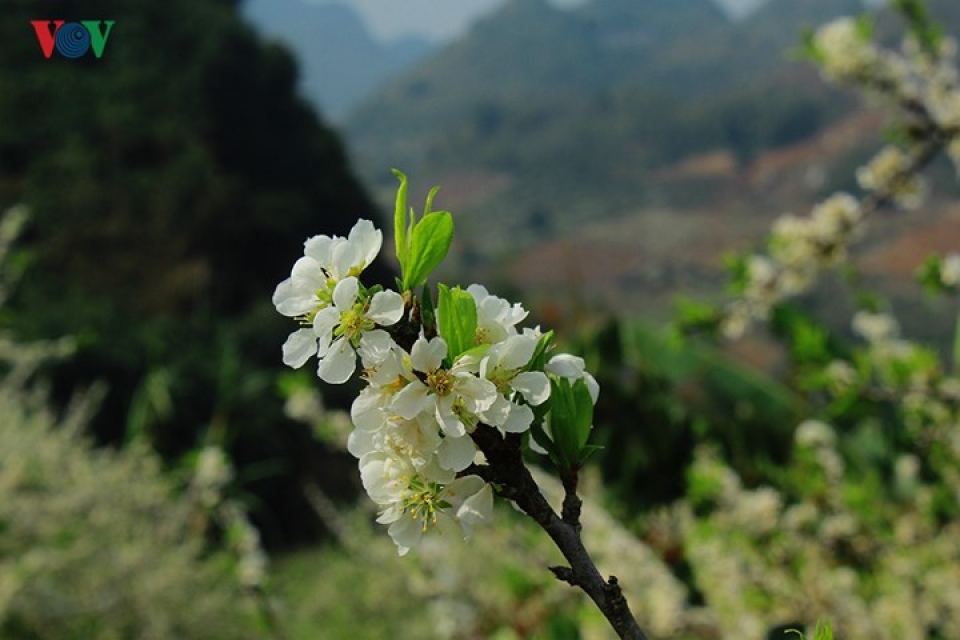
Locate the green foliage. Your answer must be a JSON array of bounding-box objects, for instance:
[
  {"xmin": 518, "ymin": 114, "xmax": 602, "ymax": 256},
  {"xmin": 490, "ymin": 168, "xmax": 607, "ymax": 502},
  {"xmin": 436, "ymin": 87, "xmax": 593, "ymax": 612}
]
[
  {"xmin": 436, "ymin": 284, "xmax": 478, "ymax": 363},
  {"xmin": 0, "ymin": 0, "xmax": 386, "ymax": 544},
  {"xmin": 393, "ymin": 170, "xmax": 454, "ymax": 292},
  {"xmin": 563, "ymin": 319, "xmax": 804, "ymax": 511},
  {"xmin": 544, "ymin": 377, "xmax": 597, "ymax": 470},
  {"xmin": 893, "ymin": 0, "xmax": 944, "ymax": 54}
]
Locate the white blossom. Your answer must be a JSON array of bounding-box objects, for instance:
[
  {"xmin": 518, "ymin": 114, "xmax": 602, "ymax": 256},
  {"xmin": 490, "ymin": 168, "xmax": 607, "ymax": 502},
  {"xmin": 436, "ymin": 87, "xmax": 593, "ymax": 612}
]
[{"xmin": 467, "ymin": 284, "xmax": 528, "ymax": 345}]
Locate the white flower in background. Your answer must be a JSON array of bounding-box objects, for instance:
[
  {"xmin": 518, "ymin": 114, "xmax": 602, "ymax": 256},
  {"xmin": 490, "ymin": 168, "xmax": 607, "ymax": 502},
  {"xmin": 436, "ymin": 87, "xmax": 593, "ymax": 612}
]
[
  {"xmin": 476, "ymin": 334, "xmax": 551, "ymax": 434},
  {"xmin": 545, "ymin": 353, "xmax": 600, "ymax": 403},
  {"xmin": 283, "ymin": 276, "xmax": 403, "ymax": 384},
  {"xmin": 811, "ymin": 193, "xmax": 861, "ymax": 242},
  {"xmin": 794, "ymin": 419, "xmax": 837, "ymax": 449},
  {"xmin": 852, "ymin": 310, "xmax": 899, "ymax": 344},
  {"xmin": 825, "ymin": 359, "xmax": 858, "ymax": 391},
  {"xmin": 193, "ymin": 446, "xmax": 233, "ymax": 509},
  {"xmin": 857, "ymin": 145, "xmax": 927, "ymax": 209},
  {"xmin": 272, "ymin": 219, "xmax": 383, "ymax": 319},
  {"xmin": 391, "ymin": 335, "xmax": 498, "ymax": 438},
  {"xmin": 814, "ymin": 17, "xmax": 880, "ymax": 83},
  {"xmin": 467, "ymin": 284, "xmax": 528, "ymax": 345},
  {"xmin": 941, "ymin": 253, "xmax": 960, "ymax": 286}
]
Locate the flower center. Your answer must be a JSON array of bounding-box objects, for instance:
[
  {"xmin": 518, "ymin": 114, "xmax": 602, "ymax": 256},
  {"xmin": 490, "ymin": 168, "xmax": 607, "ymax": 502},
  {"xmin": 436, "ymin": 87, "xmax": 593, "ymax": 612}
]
[
  {"xmin": 403, "ymin": 478, "xmax": 450, "ymax": 532},
  {"xmin": 340, "ymin": 305, "xmax": 374, "ymax": 340},
  {"xmin": 427, "ymin": 369, "xmax": 453, "ymax": 396}
]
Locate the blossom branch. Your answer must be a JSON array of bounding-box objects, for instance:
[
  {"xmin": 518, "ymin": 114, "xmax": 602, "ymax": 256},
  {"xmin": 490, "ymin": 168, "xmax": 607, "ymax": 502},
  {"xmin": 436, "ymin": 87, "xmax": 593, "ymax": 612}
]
[{"xmin": 467, "ymin": 425, "xmax": 648, "ymax": 640}]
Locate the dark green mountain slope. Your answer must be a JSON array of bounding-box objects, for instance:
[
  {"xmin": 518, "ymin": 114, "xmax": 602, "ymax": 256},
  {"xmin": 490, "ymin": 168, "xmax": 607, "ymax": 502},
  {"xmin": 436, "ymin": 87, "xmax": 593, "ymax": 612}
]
[{"xmin": 0, "ymin": 0, "xmax": 385, "ymax": 544}]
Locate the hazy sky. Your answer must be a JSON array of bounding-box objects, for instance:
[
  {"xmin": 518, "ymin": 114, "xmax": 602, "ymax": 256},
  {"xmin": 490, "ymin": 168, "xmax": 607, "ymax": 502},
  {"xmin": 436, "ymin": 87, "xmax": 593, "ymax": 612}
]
[
  {"xmin": 304, "ymin": 1, "xmax": 879, "ymax": 43},
  {"xmin": 304, "ymin": 0, "xmax": 597, "ymax": 43}
]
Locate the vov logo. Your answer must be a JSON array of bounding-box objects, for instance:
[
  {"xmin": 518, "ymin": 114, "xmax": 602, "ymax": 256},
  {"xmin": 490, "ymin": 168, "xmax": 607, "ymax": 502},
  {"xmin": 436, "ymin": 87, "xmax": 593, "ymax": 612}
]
[{"xmin": 30, "ymin": 21, "xmax": 116, "ymax": 59}]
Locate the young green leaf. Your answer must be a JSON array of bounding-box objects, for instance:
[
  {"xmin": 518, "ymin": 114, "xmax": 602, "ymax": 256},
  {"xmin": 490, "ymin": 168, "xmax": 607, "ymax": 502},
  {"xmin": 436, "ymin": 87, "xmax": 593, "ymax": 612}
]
[
  {"xmin": 392, "ymin": 169, "xmax": 409, "ymax": 273},
  {"xmin": 571, "ymin": 378, "xmax": 595, "ymax": 451},
  {"xmin": 436, "ymin": 284, "xmax": 478, "ymax": 363},
  {"xmin": 404, "ymin": 210, "xmax": 454, "ymax": 290},
  {"xmin": 527, "ymin": 330, "xmax": 555, "ymax": 372}
]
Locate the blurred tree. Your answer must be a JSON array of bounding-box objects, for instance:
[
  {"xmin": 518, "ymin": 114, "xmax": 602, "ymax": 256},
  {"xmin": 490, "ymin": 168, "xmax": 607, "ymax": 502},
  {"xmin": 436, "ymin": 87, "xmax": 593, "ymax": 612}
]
[{"xmin": 0, "ymin": 0, "xmax": 389, "ymax": 546}]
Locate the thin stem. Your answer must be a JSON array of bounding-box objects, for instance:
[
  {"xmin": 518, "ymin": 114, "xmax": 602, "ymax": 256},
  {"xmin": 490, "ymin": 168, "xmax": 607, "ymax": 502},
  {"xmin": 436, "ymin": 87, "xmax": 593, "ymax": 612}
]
[{"xmin": 467, "ymin": 425, "xmax": 649, "ymax": 640}]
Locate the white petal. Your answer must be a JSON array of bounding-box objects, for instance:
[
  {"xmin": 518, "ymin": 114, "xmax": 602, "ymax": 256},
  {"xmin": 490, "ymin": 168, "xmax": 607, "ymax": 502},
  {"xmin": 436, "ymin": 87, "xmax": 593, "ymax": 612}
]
[
  {"xmin": 313, "ymin": 307, "xmax": 340, "ymax": 345},
  {"xmin": 501, "ymin": 403, "xmax": 534, "ymax": 434},
  {"xmin": 585, "ymin": 372, "xmax": 600, "ymax": 404},
  {"xmin": 482, "ymin": 395, "xmax": 512, "ymax": 427},
  {"xmin": 346, "ymin": 428, "xmax": 375, "ymax": 459},
  {"xmin": 455, "ymin": 375, "xmax": 497, "ymax": 413},
  {"xmin": 332, "ymin": 276, "xmax": 359, "ymax": 311},
  {"xmin": 391, "ymin": 382, "xmax": 430, "ymax": 419},
  {"xmin": 290, "ymin": 256, "xmax": 325, "ymax": 286},
  {"xmin": 330, "ymin": 239, "xmax": 359, "ymax": 280},
  {"xmin": 351, "ymin": 388, "xmax": 385, "ymax": 432},
  {"xmin": 466, "ymin": 283, "xmax": 490, "ymax": 302},
  {"xmin": 304, "ymin": 234, "xmax": 334, "ymax": 263},
  {"xmin": 499, "ymin": 334, "xmax": 537, "ymax": 370},
  {"xmin": 513, "ymin": 372, "xmax": 550, "ymax": 406},
  {"xmin": 367, "ymin": 290, "xmax": 404, "ymax": 326},
  {"xmin": 358, "ymin": 329, "xmax": 395, "ymax": 367},
  {"xmin": 281, "ymin": 328, "xmax": 317, "ymax": 369},
  {"xmin": 435, "ymin": 397, "xmax": 466, "ymax": 437},
  {"xmin": 318, "ymin": 337, "xmax": 356, "ymax": 384},
  {"xmin": 272, "ymin": 278, "xmax": 309, "ymax": 317},
  {"xmin": 456, "ymin": 483, "xmax": 493, "ymax": 538},
  {"xmin": 411, "ymin": 336, "xmax": 446, "ymax": 373},
  {"xmin": 348, "ymin": 219, "xmax": 383, "ymax": 268},
  {"xmin": 545, "ymin": 354, "xmax": 585, "ymax": 378},
  {"xmin": 437, "ymin": 435, "xmax": 478, "ymax": 472},
  {"xmin": 387, "ymin": 515, "xmax": 422, "ymax": 556}
]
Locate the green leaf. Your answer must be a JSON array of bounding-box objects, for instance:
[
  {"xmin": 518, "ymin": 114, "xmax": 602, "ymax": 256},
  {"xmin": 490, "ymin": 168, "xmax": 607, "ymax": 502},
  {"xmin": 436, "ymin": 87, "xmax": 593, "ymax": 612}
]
[
  {"xmin": 404, "ymin": 211, "xmax": 454, "ymax": 290},
  {"xmin": 392, "ymin": 169, "xmax": 409, "ymax": 272},
  {"xmin": 424, "ymin": 186, "xmax": 442, "ymax": 215},
  {"xmin": 571, "ymin": 378, "xmax": 595, "ymax": 450},
  {"xmin": 436, "ymin": 284, "xmax": 478, "ymax": 362},
  {"xmin": 547, "ymin": 377, "xmax": 595, "ymax": 469},
  {"xmin": 527, "ymin": 330, "xmax": 555, "ymax": 372}
]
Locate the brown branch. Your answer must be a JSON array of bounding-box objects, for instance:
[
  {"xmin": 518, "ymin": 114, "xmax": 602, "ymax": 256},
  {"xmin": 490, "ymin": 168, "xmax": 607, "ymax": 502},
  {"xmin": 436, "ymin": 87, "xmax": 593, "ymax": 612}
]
[{"xmin": 468, "ymin": 425, "xmax": 649, "ymax": 640}]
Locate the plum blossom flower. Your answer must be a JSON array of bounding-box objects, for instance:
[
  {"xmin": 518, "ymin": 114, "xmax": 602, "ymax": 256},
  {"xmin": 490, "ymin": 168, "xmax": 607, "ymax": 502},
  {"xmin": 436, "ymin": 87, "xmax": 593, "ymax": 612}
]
[
  {"xmin": 814, "ymin": 17, "xmax": 880, "ymax": 83},
  {"xmin": 476, "ymin": 334, "xmax": 550, "ymax": 434},
  {"xmin": 391, "ymin": 336, "xmax": 497, "ymax": 438},
  {"xmin": 467, "ymin": 284, "xmax": 528, "ymax": 345},
  {"xmin": 272, "ymin": 219, "xmax": 382, "ymax": 319},
  {"xmin": 857, "ymin": 146, "xmax": 926, "ymax": 210},
  {"xmin": 359, "ymin": 450, "xmax": 492, "ymax": 555},
  {"xmin": 282, "ymin": 276, "xmax": 403, "ymax": 384}
]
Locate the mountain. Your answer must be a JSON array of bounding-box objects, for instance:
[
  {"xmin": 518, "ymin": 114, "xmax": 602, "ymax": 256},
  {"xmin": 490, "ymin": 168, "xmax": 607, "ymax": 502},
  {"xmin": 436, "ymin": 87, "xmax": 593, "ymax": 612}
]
[
  {"xmin": 342, "ymin": 0, "xmax": 859, "ymax": 262},
  {"xmin": 242, "ymin": 0, "xmax": 432, "ymax": 120}
]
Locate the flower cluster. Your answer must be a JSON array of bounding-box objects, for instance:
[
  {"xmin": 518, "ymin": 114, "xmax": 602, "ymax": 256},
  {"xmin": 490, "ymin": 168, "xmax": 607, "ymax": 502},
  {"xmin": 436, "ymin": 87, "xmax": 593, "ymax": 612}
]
[
  {"xmin": 723, "ymin": 12, "xmax": 960, "ymax": 339},
  {"xmin": 723, "ymin": 194, "xmax": 862, "ymax": 337},
  {"xmin": 274, "ymin": 215, "xmax": 599, "ymax": 554}
]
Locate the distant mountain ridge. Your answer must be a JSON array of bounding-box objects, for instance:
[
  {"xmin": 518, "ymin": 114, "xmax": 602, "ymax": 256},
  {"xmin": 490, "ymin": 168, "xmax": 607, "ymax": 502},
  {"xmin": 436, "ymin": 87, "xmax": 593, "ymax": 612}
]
[
  {"xmin": 342, "ymin": 0, "xmax": 850, "ymax": 214},
  {"xmin": 241, "ymin": 0, "xmax": 432, "ymax": 119}
]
